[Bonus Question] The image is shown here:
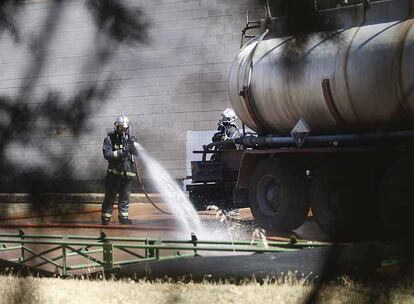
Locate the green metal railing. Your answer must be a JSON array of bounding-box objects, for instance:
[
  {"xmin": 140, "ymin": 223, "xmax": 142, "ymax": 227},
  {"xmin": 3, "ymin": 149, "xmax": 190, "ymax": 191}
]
[{"xmin": 0, "ymin": 230, "xmax": 330, "ymax": 276}]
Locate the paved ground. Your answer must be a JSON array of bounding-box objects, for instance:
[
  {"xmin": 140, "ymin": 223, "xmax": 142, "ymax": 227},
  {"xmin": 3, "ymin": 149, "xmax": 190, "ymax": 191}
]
[
  {"xmin": 0, "ymin": 198, "xmax": 329, "ymax": 242},
  {"xmin": 0, "ymin": 201, "xmax": 394, "ymax": 280},
  {"xmin": 0, "ymin": 202, "xmax": 258, "ymax": 239},
  {"xmin": 0, "ymin": 202, "xmax": 296, "ymax": 276}
]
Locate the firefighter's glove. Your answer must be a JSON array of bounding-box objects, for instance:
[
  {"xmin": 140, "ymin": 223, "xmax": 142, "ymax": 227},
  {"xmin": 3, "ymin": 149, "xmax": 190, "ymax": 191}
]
[
  {"xmin": 114, "ymin": 149, "xmax": 127, "ymax": 159},
  {"xmin": 212, "ymin": 132, "xmax": 225, "ymax": 143},
  {"xmin": 128, "ymin": 137, "xmax": 138, "ymax": 155}
]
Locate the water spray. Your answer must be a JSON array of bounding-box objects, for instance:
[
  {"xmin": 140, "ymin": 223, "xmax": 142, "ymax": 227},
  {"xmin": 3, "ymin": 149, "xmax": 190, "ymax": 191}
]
[
  {"xmin": 134, "ymin": 160, "xmax": 171, "ymax": 215},
  {"xmin": 133, "ymin": 142, "xmax": 205, "ymax": 236}
]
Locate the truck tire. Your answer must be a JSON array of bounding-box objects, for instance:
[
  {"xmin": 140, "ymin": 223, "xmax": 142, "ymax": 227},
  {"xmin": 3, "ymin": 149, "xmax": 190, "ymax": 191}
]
[
  {"xmin": 310, "ymin": 160, "xmax": 377, "ymax": 240},
  {"xmin": 379, "ymin": 154, "xmax": 414, "ymax": 240},
  {"xmin": 248, "ymin": 158, "xmax": 308, "ymax": 233}
]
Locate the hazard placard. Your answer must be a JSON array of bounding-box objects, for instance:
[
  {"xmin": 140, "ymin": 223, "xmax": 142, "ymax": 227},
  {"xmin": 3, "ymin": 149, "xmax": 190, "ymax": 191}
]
[{"xmin": 290, "ymin": 118, "xmax": 311, "ymax": 147}]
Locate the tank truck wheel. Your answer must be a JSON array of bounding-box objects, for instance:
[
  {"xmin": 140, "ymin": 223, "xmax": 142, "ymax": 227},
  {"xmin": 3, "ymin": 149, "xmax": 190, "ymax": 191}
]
[
  {"xmin": 379, "ymin": 155, "xmax": 414, "ymax": 240},
  {"xmin": 310, "ymin": 160, "xmax": 376, "ymax": 241},
  {"xmin": 248, "ymin": 158, "xmax": 308, "ymax": 234}
]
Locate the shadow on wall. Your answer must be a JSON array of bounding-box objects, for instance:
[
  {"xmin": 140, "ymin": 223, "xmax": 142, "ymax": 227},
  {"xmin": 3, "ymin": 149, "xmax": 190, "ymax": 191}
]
[
  {"xmin": 0, "ymin": 0, "xmax": 150, "ymax": 213},
  {"xmin": 268, "ymin": 0, "xmax": 347, "ymax": 84}
]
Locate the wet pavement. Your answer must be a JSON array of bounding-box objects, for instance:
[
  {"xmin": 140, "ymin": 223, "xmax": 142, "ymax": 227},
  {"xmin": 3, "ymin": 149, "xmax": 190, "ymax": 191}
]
[
  {"xmin": 0, "ymin": 203, "xmax": 256, "ymax": 239},
  {"xmin": 0, "ymin": 202, "xmax": 394, "ymax": 280},
  {"xmin": 0, "ymin": 203, "xmax": 266, "ymax": 275},
  {"xmin": 0, "ymin": 200, "xmax": 330, "ymax": 241}
]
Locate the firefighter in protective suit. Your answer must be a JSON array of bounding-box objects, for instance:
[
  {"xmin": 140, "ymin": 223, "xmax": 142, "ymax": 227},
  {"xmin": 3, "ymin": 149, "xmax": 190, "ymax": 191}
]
[
  {"xmin": 211, "ymin": 108, "xmax": 241, "ymax": 144},
  {"xmin": 210, "ymin": 108, "xmax": 241, "ymax": 161},
  {"xmin": 101, "ymin": 115, "xmax": 138, "ymax": 225}
]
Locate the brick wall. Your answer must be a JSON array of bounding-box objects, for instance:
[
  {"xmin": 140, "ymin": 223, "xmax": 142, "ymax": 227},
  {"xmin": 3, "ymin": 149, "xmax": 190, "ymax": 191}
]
[{"xmin": 0, "ymin": 0, "xmax": 262, "ymax": 191}]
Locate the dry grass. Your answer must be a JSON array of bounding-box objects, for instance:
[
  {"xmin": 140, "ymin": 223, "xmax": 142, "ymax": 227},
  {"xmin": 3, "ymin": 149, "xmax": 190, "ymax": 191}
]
[{"xmin": 0, "ymin": 275, "xmax": 414, "ymax": 304}]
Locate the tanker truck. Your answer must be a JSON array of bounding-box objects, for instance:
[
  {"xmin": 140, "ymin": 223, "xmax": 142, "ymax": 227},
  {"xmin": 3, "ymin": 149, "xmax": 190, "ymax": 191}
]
[{"xmin": 187, "ymin": 0, "xmax": 414, "ymax": 239}]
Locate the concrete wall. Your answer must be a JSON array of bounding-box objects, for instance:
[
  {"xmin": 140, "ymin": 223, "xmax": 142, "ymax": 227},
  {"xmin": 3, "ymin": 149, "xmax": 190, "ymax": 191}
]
[{"xmin": 0, "ymin": 0, "xmax": 262, "ymax": 191}]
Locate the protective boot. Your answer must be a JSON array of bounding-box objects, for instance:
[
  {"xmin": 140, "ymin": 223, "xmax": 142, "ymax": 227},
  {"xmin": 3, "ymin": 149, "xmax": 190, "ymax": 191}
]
[
  {"xmin": 101, "ymin": 216, "xmax": 110, "ymax": 225},
  {"xmin": 118, "ymin": 216, "xmax": 132, "ymax": 225}
]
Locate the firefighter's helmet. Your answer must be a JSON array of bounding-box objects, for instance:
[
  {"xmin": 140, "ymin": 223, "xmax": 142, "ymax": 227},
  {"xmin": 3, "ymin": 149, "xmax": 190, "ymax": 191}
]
[
  {"xmin": 114, "ymin": 114, "xmax": 130, "ymax": 133},
  {"xmin": 221, "ymin": 108, "xmax": 237, "ymax": 123}
]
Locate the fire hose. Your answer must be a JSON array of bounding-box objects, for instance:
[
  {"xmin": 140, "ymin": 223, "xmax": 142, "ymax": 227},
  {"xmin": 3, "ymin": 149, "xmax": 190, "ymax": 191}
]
[
  {"xmin": 0, "ymin": 151, "xmax": 173, "ymax": 221},
  {"xmin": 134, "ymin": 161, "xmax": 171, "ymax": 215}
]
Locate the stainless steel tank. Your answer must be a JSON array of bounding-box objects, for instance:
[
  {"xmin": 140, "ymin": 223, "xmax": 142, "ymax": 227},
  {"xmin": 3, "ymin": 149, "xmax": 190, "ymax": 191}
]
[{"xmin": 229, "ymin": 19, "xmax": 414, "ymax": 135}]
